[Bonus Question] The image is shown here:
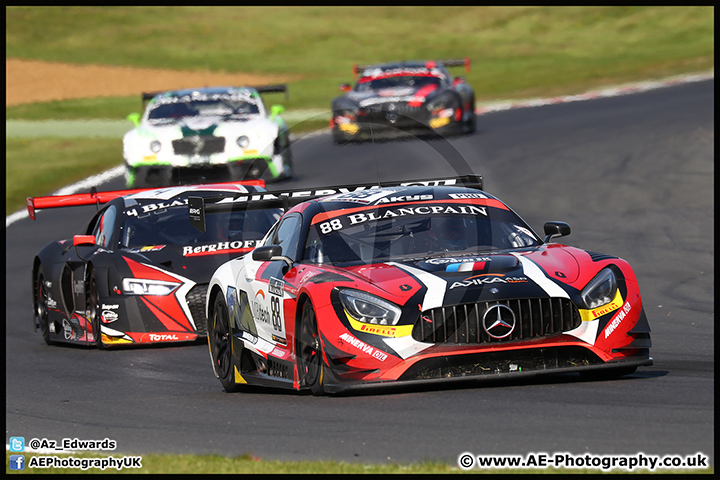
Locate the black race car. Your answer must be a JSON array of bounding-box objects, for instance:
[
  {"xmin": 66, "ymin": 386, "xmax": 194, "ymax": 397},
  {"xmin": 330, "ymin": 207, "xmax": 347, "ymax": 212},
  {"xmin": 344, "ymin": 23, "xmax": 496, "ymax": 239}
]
[
  {"xmin": 330, "ymin": 59, "xmax": 476, "ymax": 143},
  {"xmin": 29, "ymin": 181, "xmax": 282, "ymax": 348}
]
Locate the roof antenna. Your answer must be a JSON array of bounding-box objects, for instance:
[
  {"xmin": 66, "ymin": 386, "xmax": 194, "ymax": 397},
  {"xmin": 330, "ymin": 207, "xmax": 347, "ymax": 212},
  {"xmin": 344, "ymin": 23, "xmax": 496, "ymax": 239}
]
[{"xmin": 90, "ymin": 186, "xmax": 100, "ymax": 211}]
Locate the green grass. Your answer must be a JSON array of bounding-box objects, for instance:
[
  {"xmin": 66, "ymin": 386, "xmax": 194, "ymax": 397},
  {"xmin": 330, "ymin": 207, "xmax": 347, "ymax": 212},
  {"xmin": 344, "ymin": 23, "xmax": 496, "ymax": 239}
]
[
  {"xmin": 6, "ymin": 6, "xmax": 714, "ymax": 118},
  {"xmin": 6, "ymin": 7, "xmax": 713, "ymax": 215},
  {"xmin": 3, "ymin": 8, "xmax": 716, "ymax": 468},
  {"xmin": 5, "ymin": 452, "xmax": 713, "ymax": 474},
  {"xmin": 6, "ymin": 138, "xmax": 122, "ymax": 215}
]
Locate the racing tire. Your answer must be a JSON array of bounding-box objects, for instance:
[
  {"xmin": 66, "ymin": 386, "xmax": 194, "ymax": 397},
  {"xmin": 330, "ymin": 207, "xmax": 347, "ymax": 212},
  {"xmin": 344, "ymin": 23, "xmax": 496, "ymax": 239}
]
[
  {"xmin": 34, "ymin": 265, "xmax": 53, "ymax": 345},
  {"xmin": 275, "ymin": 136, "xmax": 294, "ymax": 180},
  {"xmin": 125, "ymin": 165, "xmax": 143, "ymax": 189},
  {"xmin": 579, "ymin": 365, "xmax": 637, "ymax": 381},
  {"xmin": 297, "ymin": 300, "xmax": 326, "ymax": 396},
  {"xmin": 282, "ymin": 149, "xmax": 294, "ymax": 180},
  {"xmin": 209, "ymin": 294, "xmax": 242, "ymax": 392},
  {"xmin": 463, "ymin": 100, "xmax": 477, "ymax": 134},
  {"xmin": 87, "ymin": 267, "xmax": 105, "ymax": 349},
  {"xmin": 331, "ymin": 128, "xmax": 355, "ymax": 145}
]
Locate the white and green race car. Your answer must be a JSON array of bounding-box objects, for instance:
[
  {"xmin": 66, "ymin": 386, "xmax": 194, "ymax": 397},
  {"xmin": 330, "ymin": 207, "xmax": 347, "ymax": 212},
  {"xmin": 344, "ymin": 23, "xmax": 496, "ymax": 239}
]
[{"xmin": 123, "ymin": 85, "xmax": 293, "ymax": 188}]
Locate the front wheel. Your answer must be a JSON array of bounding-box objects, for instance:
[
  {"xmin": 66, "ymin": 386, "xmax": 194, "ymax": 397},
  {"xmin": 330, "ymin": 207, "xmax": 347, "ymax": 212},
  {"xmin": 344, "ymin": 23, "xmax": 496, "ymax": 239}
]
[
  {"xmin": 332, "ymin": 130, "xmax": 350, "ymax": 144},
  {"xmin": 87, "ymin": 267, "xmax": 105, "ymax": 349},
  {"xmin": 208, "ymin": 294, "xmax": 242, "ymax": 392},
  {"xmin": 34, "ymin": 265, "xmax": 53, "ymax": 345},
  {"xmin": 463, "ymin": 103, "xmax": 476, "ymax": 134},
  {"xmin": 125, "ymin": 165, "xmax": 141, "ymax": 188},
  {"xmin": 296, "ymin": 300, "xmax": 325, "ymax": 396}
]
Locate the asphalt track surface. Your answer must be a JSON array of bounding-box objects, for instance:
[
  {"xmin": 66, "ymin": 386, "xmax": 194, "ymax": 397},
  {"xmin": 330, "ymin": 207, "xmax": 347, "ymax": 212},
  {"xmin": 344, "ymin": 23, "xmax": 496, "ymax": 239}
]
[{"xmin": 6, "ymin": 79, "xmax": 714, "ymax": 467}]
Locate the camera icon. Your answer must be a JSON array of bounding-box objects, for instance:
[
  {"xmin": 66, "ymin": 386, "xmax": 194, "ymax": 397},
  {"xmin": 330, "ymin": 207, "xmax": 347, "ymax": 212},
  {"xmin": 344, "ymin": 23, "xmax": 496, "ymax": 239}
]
[{"xmin": 9, "ymin": 436, "xmax": 25, "ymax": 452}]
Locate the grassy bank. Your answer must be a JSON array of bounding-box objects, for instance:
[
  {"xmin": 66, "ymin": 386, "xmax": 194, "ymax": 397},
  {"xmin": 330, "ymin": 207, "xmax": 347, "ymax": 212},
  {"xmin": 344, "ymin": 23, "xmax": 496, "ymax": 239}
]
[
  {"xmin": 6, "ymin": 7, "xmax": 714, "ymax": 215},
  {"xmin": 6, "ymin": 6, "xmax": 714, "ymax": 119},
  {"xmin": 5, "ymin": 452, "xmax": 713, "ymax": 474}
]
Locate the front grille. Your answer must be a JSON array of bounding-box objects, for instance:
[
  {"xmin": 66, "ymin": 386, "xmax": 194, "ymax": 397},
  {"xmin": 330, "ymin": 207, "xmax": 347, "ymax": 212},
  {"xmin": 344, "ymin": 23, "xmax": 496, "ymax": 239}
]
[
  {"xmin": 172, "ymin": 135, "xmax": 225, "ymax": 155},
  {"xmin": 413, "ymin": 297, "xmax": 581, "ymax": 345},
  {"xmin": 186, "ymin": 284, "xmax": 208, "ymax": 336},
  {"xmin": 363, "ymin": 102, "xmax": 419, "ymax": 114},
  {"xmin": 360, "ymin": 102, "xmax": 426, "ymax": 125}
]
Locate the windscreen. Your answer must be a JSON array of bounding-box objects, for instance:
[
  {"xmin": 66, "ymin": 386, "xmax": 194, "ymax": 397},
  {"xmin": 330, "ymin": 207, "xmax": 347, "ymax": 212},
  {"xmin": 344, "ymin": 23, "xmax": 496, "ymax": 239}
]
[
  {"xmin": 148, "ymin": 98, "xmax": 260, "ymax": 121},
  {"xmin": 303, "ymin": 203, "xmax": 540, "ymax": 265},
  {"xmin": 355, "ymin": 75, "xmax": 442, "ymax": 92},
  {"xmin": 121, "ymin": 203, "xmax": 281, "ymax": 249}
]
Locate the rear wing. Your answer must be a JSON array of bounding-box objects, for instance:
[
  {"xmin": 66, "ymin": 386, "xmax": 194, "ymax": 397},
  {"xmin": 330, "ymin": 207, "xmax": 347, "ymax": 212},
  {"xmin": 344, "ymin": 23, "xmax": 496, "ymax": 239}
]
[
  {"xmin": 27, "ymin": 179, "xmax": 265, "ymax": 221},
  {"xmin": 189, "ymin": 174, "xmax": 483, "ymax": 233},
  {"xmin": 253, "ymin": 84, "xmax": 289, "ymax": 100},
  {"xmin": 353, "ymin": 58, "xmax": 470, "ymax": 78},
  {"xmin": 141, "ymin": 84, "xmax": 289, "ymax": 107},
  {"xmin": 439, "ymin": 58, "xmax": 471, "ymax": 73}
]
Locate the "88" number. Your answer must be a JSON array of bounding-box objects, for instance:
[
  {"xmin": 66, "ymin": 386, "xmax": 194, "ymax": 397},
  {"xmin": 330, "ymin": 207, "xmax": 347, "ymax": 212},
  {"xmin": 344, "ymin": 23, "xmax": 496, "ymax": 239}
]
[
  {"xmin": 270, "ymin": 295, "xmax": 282, "ymax": 331},
  {"xmin": 319, "ymin": 219, "xmax": 343, "ymax": 234}
]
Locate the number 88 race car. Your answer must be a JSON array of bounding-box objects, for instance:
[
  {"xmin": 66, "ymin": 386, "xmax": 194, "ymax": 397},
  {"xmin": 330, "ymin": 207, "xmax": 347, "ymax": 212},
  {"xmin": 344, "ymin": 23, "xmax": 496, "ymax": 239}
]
[{"xmin": 191, "ymin": 175, "xmax": 652, "ymax": 395}]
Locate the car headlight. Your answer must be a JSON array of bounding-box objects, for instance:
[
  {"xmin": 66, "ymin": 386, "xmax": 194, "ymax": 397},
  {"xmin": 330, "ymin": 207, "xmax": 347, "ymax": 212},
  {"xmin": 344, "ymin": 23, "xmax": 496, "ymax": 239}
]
[
  {"xmin": 150, "ymin": 140, "xmax": 162, "ymax": 153},
  {"xmin": 237, "ymin": 136, "xmax": 250, "ymax": 148},
  {"xmin": 122, "ymin": 278, "xmax": 180, "ymax": 296},
  {"xmin": 334, "ymin": 110, "xmax": 357, "ymax": 123},
  {"xmin": 580, "ymin": 268, "xmax": 617, "ymax": 309},
  {"xmin": 427, "ymin": 95, "xmax": 449, "ymax": 110},
  {"xmin": 338, "ymin": 289, "xmax": 401, "ymax": 326},
  {"xmin": 427, "ymin": 96, "xmax": 456, "ymax": 117}
]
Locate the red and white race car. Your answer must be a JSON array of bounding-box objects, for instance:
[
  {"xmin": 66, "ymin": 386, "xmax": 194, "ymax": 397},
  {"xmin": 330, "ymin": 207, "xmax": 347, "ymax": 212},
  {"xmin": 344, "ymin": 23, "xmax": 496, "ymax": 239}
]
[{"xmin": 192, "ymin": 175, "xmax": 652, "ymax": 394}]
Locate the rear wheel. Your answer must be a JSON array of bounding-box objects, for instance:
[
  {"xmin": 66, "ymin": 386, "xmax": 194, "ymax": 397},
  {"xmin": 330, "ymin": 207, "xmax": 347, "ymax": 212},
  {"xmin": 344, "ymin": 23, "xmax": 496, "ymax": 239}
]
[
  {"xmin": 209, "ymin": 294, "xmax": 242, "ymax": 392},
  {"xmin": 297, "ymin": 300, "xmax": 325, "ymax": 396},
  {"xmin": 34, "ymin": 265, "xmax": 53, "ymax": 345}
]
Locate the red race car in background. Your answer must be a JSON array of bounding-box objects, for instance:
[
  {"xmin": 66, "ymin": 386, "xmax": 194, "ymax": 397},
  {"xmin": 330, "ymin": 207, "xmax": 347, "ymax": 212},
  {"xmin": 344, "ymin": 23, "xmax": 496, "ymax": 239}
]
[
  {"xmin": 29, "ymin": 180, "xmax": 282, "ymax": 348},
  {"xmin": 190, "ymin": 175, "xmax": 652, "ymax": 395}
]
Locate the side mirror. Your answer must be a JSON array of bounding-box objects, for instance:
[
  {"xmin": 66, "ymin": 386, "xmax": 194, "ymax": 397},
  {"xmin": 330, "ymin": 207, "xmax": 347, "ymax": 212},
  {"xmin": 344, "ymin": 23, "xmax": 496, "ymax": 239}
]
[
  {"xmin": 126, "ymin": 112, "xmax": 141, "ymax": 127},
  {"xmin": 71, "ymin": 235, "xmax": 97, "ymax": 261},
  {"xmin": 252, "ymin": 245, "xmax": 293, "ymax": 269},
  {"xmin": 339, "ymin": 83, "xmax": 352, "ymax": 92},
  {"xmin": 73, "ymin": 235, "xmax": 96, "ymax": 246},
  {"xmin": 269, "ymin": 104, "xmax": 285, "ymax": 120},
  {"xmin": 543, "ymin": 222, "xmax": 571, "ymax": 243}
]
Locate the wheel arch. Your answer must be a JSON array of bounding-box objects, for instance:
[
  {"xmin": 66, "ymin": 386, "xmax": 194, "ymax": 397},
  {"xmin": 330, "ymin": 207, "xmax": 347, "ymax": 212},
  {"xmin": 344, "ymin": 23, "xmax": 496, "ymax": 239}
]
[
  {"xmin": 31, "ymin": 256, "xmax": 43, "ymax": 331},
  {"xmin": 293, "ymin": 292, "xmax": 313, "ymax": 350},
  {"xmin": 86, "ymin": 262, "xmax": 112, "ymax": 298},
  {"xmin": 206, "ymin": 283, "xmax": 226, "ymax": 322}
]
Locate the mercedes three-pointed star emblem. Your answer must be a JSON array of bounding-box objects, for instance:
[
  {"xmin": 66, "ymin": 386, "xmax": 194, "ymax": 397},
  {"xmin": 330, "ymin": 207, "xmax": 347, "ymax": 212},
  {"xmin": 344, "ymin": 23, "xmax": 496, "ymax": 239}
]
[{"xmin": 482, "ymin": 304, "xmax": 516, "ymax": 339}]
